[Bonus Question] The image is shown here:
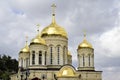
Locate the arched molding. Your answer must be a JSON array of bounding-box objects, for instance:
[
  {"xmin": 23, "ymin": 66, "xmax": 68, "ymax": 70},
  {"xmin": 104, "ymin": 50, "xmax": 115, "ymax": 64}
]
[{"xmin": 48, "ymin": 44, "xmax": 54, "ymax": 47}]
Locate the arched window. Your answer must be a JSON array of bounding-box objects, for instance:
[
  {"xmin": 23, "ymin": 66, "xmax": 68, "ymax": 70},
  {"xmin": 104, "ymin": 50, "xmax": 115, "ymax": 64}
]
[
  {"xmin": 39, "ymin": 51, "xmax": 42, "ymax": 65},
  {"xmin": 32, "ymin": 51, "xmax": 35, "ymax": 65},
  {"xmin": 63, "ymin": 46, "xmax": 66, "ymax": 64},
  {"xmin": 57, "ymin": 46, "xmax": 60, "ymax": 64},
  {"xmin": 88, "ymin": 54, "xmax": 90, "ymax": 66},
  {"xmin": 78, "ymin": 54, "xmax": 80, "ymax": 66},
  {"xmin": 83, "ymin": 54, "xmax": 85, "ymax": 66},
  {"xmin": 21, "ymin": 58, "xmax": 23, "ymax": 67},
  {"xmin": 50, "ymin": 46, "xmax": 53, "ymax": 64},
  {"xmin": 26, "ymin": 58, "xmax": 28, "ymax": 67},
  {"xmin": 45, "ymin": 51, "xmax": 47, "ymax": 65}
]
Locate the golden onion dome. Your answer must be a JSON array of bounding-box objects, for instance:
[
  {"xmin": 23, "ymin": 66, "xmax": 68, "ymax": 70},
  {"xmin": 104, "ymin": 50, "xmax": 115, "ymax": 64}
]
[
  {"xmin": 41, "ymin": 22, "xmax": 67, "ymax": 38},
  {"xmin": 62, "ymin": 68, "xmax": 75, "ymax": 76},
  {"xmin": 30, "ymin": 34, "xmax": 46, "ymax": 45},
  {"xmin": 41, "ymin": 4, "xmax": 67, "ymax": 38},
  {"xmin": 20, "ymin": 41, "xmax": 30, "ymax": 53},
  {"xmin": 78, "ymin": 34, "xmax": 93, "ymax": 49}
]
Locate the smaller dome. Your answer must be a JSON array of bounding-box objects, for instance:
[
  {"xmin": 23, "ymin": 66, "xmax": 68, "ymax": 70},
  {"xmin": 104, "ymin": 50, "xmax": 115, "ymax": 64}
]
[
  {"xmin": 78, "ymin": 34, "xmax": 93, "ymax": 49},
  {"xmin": 78, "ymin": 39, "xmax": 92, "ymax": 49},
  {"xmin": 20, "ymin": 42, "xmax": 29, "ymax": 53},
  {"xmin": 56, "ymin": 65, "xmax": 78, "ymax": 77},
  {"xmin": 30, "ymin": 34, "xmax": 46, "ymax": 45},
  {"xmin": 62, "ymin": 68, "xmax": 75, "ymax": 76}
]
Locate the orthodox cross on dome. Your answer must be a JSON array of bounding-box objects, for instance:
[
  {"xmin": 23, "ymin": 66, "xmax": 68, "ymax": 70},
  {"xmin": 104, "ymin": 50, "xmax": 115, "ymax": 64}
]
[
  {"xmin": 36, "ymin": 24, "xmax": 41, "ymax": 37},
  {"xmin": 26, "ymin": 35, "xmax": 28, "ymax": 42},
  {"xmin": 51, "ymin": 4, "xmax": 56, "ymax": 23},
  {"xmin": 83, "ymin": 30, "xmax": 86, "ymax": 39},
  {"xmin": 51, "ymin": 3, "xmax": 56, "ymax": 16},
  {"xmin": 36, "ymin": 24, "xmax": 40, "ymax": 32},
  {"xmin": 25, "ymin": 35, "xmax": 28, "ymax": 45}
]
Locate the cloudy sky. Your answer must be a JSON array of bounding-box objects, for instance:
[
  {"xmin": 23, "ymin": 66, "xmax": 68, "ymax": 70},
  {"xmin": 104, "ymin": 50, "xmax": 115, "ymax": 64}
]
[{"xmin": 0, "ymin": 0, "xmax": 120, "ymax": 80}]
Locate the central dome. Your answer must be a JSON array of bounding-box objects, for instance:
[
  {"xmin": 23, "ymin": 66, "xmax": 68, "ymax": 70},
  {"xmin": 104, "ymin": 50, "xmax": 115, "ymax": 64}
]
[
  {"xmin": 41, "ymin": 22, "xmax": 67, "ymax": 38},
  {"xmin": 41, "ymin": 12, "xmax": 67, "ymax": 38}
]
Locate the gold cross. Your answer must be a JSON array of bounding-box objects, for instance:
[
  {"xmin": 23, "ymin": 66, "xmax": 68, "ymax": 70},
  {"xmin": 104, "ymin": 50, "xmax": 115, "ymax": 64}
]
[
  {"xmin": 51, "ymin": 3, "xmax": 56, "ymax": 15},
  {"xmin": 26, "ymin": 35, "xmax": 28, "ymax": 43},
  {"xmin": 36, "ymin": 24, "xmax": 40, "ymax": 32},
  {"xmin": 83, "ymin": 30, "xmax": 86, "ymax": 37}
]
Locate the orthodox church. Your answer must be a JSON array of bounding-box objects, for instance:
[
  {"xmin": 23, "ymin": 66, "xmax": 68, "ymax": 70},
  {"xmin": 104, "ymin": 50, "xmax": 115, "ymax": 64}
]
[{"xmin": 10, "ymin": 4, "xmax": 102, "ymax": 80}]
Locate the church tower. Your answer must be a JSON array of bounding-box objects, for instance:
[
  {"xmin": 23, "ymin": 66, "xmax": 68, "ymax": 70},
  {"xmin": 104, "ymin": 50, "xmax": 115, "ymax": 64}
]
[
  {"xmin": 29, "ymin": 26, "xmax": 47, "ymax": 67},
  {"xmin": 19, "ymin": 37, "xmax": 30, "ymax": 69},
  {"xmin": 77, "ymin": 33, "xmax": 94, "ymax": 71},
  {"xmin": 41, "ymin": 4, "xmax": 69, "ymax": 68}
]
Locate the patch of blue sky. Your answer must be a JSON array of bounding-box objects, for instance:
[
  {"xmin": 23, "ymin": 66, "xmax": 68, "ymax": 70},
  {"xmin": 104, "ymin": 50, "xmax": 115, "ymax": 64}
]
[{"xmin": 11, "ymin": 8, "xmax": 24, "ymax": 15}]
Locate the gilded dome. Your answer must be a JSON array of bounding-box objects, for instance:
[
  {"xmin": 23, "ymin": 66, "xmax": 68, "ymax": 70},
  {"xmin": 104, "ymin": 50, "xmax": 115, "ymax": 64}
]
[
  {"xmin": 41, "ymin": 23, "xmax": 67, "ymax": 38},
  {"xmin": 20, "ymin": 41, "xmax": 30, "ymax": 53},
  {"xmin": 78, "ymin": 39, "xmax": 93, "ymax": 49},
  {"xmin": 61, "ymin": 67, "xmax": 75, "ymax": 76},
  {"xmin": 30, "ymin": 34, "xmax": 46, "ymax": 45},
  {"xmin": 56, "ymin": 66, "xmax": 77, "ymax": 77},
  {"xmin": 78, "ymin": 34, "xmax": 93, "ymax": 49},
  {"xmin": 41, "ymin": 13, "xmax": 67, "ymax": 38}
]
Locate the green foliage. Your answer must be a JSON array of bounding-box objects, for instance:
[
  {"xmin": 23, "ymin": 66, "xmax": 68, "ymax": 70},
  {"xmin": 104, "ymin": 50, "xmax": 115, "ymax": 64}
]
[{"xmin": 0, "ymin": 54, "xmax": 18, "ymax": 80}]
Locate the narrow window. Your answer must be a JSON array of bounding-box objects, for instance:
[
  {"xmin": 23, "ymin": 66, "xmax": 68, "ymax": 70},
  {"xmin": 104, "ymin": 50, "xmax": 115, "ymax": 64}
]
[
  {"xmin": 29, "ymin": 54, "xmax": 30, "ymax": 65},
  {"xmin": 39, "ymin": 51, "xmax": 42, "ymax": 65},
  {"xmin": 50, "ymin": 47, "xmax": 53, "ymax": 64},
  {"xmin": 26, "ymin": 58, "xmax": 28, "ymax": 67},
  {"xmin": 57, "ymin": 46, "xmax": 60, "ymax": 64},
  {"xmin": 45, "ymin": 51, "xmax": 47, "ymax": 65},
  {"xmin": 32, "ymin": 51, "xmax": 35, "ymax": 65},
  {"xmin": 63, "ymin": 47, "xmax": 66, "ymax": 64},
  {"xmin": 83, "ymin": 54, "xmax": 85, "ymax": 66},
  {"xmin": 89, "ymin": 54, "xmax": 90, "ymax": 66},
  {"xmin": 78, "ymin": 54, "xmax": 80, "ymax": 66},
  {"xmin": 21, "ymin": 58, "xmax": 23, "ymax": 67}
]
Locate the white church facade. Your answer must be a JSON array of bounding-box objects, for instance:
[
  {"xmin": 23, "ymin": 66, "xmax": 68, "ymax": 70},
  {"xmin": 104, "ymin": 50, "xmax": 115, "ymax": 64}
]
[{"xmin": 10, "ymin": 4, "xmax": 102, "ymax": 80}]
